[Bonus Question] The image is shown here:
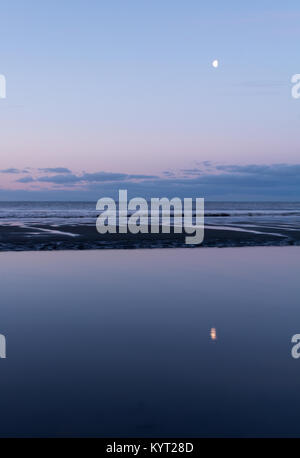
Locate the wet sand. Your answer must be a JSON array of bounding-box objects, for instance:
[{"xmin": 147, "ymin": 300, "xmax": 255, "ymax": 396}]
[{"xmin": 0, "ymin": 222, "xmax": 299, "ymax": 251}]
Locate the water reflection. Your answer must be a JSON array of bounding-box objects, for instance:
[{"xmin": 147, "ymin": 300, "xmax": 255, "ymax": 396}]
[
  {"xmin": 210, "ymin": 327, "xmax": 217, "ymax": 341},
  {"xmin": 0, "ymin": 247, "xmax": 300, "ymax": 437}
]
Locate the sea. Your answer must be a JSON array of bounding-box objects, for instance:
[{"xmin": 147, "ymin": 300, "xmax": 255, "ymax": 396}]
[{"xmin": 0, "ymin": 201, "xmax": 300, "ymax": 226}]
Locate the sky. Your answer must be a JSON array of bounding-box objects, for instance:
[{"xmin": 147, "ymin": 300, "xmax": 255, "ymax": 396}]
[{"xmin": 0, "ymin": 0, "xmax": 299, "ymax": 200}]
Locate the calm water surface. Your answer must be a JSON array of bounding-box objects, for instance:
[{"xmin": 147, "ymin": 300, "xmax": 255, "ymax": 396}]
[{"xmin": 0, "ymin": 247, "xmax": 299, "ymax": 437}]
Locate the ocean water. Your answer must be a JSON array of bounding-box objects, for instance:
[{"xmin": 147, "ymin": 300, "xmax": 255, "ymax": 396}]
[
  {"xmin": 0, "ymin": 247, "xmax": 300, "ymax": 437},
  {"xmin": 0, "ymin": 201, "xmax": 300, "ymax": 225}
]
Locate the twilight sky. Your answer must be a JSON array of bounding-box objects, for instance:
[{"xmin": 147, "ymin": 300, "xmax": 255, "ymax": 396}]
[{"xmin": 0, "ymin": 0, "xmax": 299, "ymax": 199}]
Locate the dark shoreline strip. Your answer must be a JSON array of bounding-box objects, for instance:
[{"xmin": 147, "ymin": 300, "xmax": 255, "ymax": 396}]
[{"xmin": 0, "ymin": 223, "xmax": 299, "ymax": 251}]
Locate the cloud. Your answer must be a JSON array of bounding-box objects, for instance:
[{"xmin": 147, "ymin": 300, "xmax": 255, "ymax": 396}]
[
  {"xmin": 163, "ymin": 171, "xmax": 175, "ymax": 177},
  {"xmin": 38, "ymin": 167, "xmax": 72, "ymax": 174},
  {"xmin": 16, "ymin": 176, "xmax": 35, "ymax": 183},
  {"xmin": 181, "ymin": 162, "xmax": 214, "ymax": 175},
  {"xmin": 2, "ymin": 166, "xmax": 71, "ymax": 176},
  {"xmin": 33, "ymin": 171, "xmax": 158, "ymax": 184},
  {"xmin": 37, "ymin": 174, "xmax": 80, "ymax": 184},
  {"xmin": 80, "ymin": 172, "xmax": 157, "ymax": 182},
  {"xmin": 81, "ymin": 172, "xmax": 132, "ymax": 182},
  {"xmin": 5, "ymin": 163, "xmax": 300, "ymax": 201},
  {"xmin": 1, "ymin": 168, "xmax": 23, "ymax": 174},
  {"xmin": 10, "ymin": 168, "xmax": 159, "ymax": 188},
  {"xmin": 215, "ymin": 163, "xmax": 300, "ymax": 178},
  {"xmin": 181, "ymin": 168, "xmax": 204, "ymax": 176},
  {"xmin": 127, "ymin": 174, "xmax": 158, "ymax": 180}
]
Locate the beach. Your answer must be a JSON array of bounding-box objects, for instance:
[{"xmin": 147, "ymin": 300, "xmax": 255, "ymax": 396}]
[
  {"xmin": 0, "ymin": 246, "xmax": 300, "ymax": 437},
  {"xmin": 1, "ymin": 222, "xmax": 300, "ymax": 250},
  {"xmin": 0, "ymin": 201, "xmax": 300, "ymax": 250}
]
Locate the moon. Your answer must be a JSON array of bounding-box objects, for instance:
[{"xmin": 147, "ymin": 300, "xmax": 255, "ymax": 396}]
[{"xmin": 212, "ymin": 59, "xmax": 219, "ymax": 68}]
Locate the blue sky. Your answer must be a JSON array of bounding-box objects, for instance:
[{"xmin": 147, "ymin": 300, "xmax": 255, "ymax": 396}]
[{"xmin": 0, "ymin": 0, "xmax": 299, "ymax": 199}]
